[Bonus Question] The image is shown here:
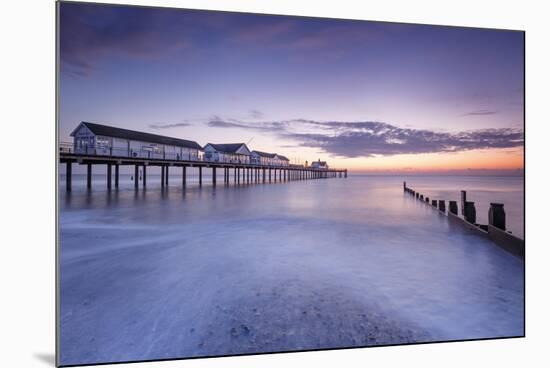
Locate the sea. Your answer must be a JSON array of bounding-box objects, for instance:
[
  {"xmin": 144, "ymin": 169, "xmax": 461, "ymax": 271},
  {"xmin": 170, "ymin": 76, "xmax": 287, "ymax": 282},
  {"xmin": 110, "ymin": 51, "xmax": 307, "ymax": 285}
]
[{"xmin": 58, "ymin": 173, "xmax": 524, "ymax": 365}]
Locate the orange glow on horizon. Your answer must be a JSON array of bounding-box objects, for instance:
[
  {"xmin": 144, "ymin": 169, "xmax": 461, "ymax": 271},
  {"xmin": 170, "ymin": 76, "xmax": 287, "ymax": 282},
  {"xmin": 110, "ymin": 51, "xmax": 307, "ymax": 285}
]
[{"xmin": 327, "ymin": 148, "xmax": 524, "ymax": 173}]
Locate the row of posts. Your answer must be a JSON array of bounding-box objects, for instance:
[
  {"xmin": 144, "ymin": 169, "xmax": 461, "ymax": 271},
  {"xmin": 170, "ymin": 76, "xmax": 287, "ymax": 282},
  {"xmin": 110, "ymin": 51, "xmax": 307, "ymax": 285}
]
[
  {"xmin": 65, "ymin": 161, "xmax": 347, "ymax": 191},
  {"xmin": 403, "ymin": 181, "xmax": 507, "ymax": 231}
]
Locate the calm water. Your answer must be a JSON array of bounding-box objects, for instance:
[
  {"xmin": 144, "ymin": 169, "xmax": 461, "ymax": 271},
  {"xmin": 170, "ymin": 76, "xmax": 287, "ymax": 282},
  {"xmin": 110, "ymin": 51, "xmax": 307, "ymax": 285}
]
[{"xmin": 59, "ymin": 174, "xmax": 524, "ymax": 366}]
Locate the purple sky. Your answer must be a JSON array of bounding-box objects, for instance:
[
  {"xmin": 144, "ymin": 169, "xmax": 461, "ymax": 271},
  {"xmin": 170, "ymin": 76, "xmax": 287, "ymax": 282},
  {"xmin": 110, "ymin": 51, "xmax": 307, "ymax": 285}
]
[{"xmin": 59, "ymin": 2, "xmax": 524, "ymax": 172}]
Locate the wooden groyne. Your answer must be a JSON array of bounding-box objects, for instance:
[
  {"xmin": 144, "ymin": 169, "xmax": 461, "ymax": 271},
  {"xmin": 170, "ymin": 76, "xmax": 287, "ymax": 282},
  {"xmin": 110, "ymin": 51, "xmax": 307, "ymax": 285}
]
[
  {"xmin": 59, "ymin": 148, "xmax": 348, "ymax": 191},
  {"xmin": 403, "ymin": 181, "xmax": 524, "ymax": 259}
]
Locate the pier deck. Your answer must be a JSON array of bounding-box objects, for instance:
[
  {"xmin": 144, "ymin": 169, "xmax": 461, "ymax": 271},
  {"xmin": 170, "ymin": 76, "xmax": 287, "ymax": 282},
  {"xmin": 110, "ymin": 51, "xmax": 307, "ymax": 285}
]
[{"xmin": 59, "ymin": 146, "xmax": 348, "ymax": 191}]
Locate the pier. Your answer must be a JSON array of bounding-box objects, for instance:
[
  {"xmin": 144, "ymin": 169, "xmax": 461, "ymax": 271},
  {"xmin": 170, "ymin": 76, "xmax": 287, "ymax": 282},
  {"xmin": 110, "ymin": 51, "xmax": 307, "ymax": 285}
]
[
  {"xmin": 403, "ymin": 181, "xmax": 524, "ymax": 259},
  {"xmin": 59, "ymin": 143, "xmax": 348, "ymax": 191}
]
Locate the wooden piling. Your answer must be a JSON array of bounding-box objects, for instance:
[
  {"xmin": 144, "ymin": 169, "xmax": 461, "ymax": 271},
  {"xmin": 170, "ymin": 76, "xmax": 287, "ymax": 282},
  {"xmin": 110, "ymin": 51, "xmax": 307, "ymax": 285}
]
[
  {"xmin": 114, "ymin": 164, "xmax": 119, "ymax": 188},
  {"xmin": 134, "ymin": 165, "xmax": 139, "ymax": 189},
  {"xmin": 182, "ymin": 166, "xmax": 186, "ymax": 187},
  {"xmin": 87, "ymin": 163, "xmax": 92, "ymax": 189},
  {"xmin": 107, "ymin": 164, "xmax": 112, "ymax": 189},
  {"xmin": 143, "ymin": 165, "xmax": 146, "ymax": 187},
  {"xmin": 212, "ymin": 167, "xmax": 216, "ymax": 186},
  {"xmin": 66, "ymin": 161, "xmax": 72, "ymax": 192},
  {"xmin": 199, "ymin": 166, "xmax": 202, "ymax": 186},
  {"xmin": 165, "ymin": 166, "xmax": 169, "ymax": 186}
]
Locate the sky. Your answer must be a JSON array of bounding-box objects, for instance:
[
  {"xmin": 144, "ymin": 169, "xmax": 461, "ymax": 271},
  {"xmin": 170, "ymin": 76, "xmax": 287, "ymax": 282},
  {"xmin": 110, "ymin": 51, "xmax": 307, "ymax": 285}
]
[{"xmin": 59, "ymin": 2, "xmax": 524, "ymax": 174}]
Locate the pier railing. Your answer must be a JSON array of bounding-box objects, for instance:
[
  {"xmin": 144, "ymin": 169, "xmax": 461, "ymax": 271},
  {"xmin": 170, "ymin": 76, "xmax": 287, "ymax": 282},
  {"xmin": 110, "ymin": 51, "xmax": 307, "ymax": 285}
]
[{"xmin": 402, "ymin": 181, "xmax": 524, "ymax": 259}]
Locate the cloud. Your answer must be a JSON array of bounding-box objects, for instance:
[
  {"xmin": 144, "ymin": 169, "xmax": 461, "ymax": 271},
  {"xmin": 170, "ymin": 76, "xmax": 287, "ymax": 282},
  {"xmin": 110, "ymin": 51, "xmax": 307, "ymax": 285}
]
[
  {"xmin": 249, "ymin": 109, "xmax": 264, "ymax": 119},
  {"xmin": 463, "ymin": 109, "xmax": 498, "ymax": 116},
  {"xmin": 60, "ymin": 3, "xmax": 193, "ymax": 76},
  {"xmin": 205, "ymin": 118, "xmax": 524, "ymax": 158},
  {"xmin": 149, "ymin": 122, "xmax": 192, "ymax": 129}
]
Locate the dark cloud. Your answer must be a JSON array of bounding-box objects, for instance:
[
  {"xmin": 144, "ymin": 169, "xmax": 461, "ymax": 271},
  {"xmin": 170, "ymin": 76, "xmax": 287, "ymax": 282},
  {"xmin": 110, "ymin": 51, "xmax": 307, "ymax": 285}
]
[
  {"xmin": 463, "ymin": 109, "xmax": 498, "ymax": 116},
  {"xmin": 207, "ymin": 117, "xmax": 287, "ymax": 133},
  {"xmin": 249, "ymin": 109, "xmax": 264, "ymax": 119},
  {"xmin": 149, "ymin": 122, "xmax": 192, "ymax": 129},
  {"xmin": 60, "ymin": 3, "xmax": 194, "ymax": 76},
  {"xmin": 205, "ymin": 118, "xmax": 523, "ymax": 158}
]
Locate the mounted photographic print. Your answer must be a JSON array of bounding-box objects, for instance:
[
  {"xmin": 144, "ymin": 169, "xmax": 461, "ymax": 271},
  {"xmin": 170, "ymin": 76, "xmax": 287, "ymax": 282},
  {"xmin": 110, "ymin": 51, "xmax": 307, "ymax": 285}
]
[{"xmin": 56, "ymin": 1, "xmax": 525, "ymax": 366}]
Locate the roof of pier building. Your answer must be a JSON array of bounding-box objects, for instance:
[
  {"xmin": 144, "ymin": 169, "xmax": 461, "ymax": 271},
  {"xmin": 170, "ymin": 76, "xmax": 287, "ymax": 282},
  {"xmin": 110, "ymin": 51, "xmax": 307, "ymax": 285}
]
[
  {"xmin": 276, "ymin": 155, "xmax": 290, "ymax": 161},
  {"xmin": 252, "ymin": 150, "xmax": 277, "ymax": 158},
  {"xmin": 71, "ymin": 122, "xmax": 203, "ymax": 150},
  {"xmin": 204, "ymin": 143, "xmax": 251, "ymax": 155}
]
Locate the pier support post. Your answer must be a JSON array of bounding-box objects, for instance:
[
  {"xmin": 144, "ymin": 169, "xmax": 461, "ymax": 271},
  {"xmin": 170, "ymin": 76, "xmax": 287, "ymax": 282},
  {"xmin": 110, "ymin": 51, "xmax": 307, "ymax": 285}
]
[
  {"xmin": 489, "ymin": 203, "xmax": 506, "ymax": 230},
  {"xmin": 464, "ymin": 202, "xmax": 476, "ymax": 223},
  {"xmin": 199, "ymin": 166, "xmax": 202, "ymax": 186},
  {"xmin": 143, "ymin": 165, "xmax": 146, "ymax": 187},
  {"xmin": 165, "ymin": 166, "xmax": 169, "ymax": 186},
  {"xmin": 66, "ymin": 161, "xmax": 72, "ymax": 192},
  {"xmin": 115, "ymin": 164, "xmax": 119, "ymax": 188},
  {"xmin": 134, "ymin": 165, "xmax": 139, "ymax": 189},
  {"xmin": 234, "ymin": 167, "xmax": 237, "ymax": 183},
  {"xmin": 107, "ymin": 164, "xmax": 112, "ymax": 189},
  {"xmin": 263, "ymin": 168, "xmax": 266, "ymax": 183},
  {"xmin": 212, "ymin": 167, "xmax": 216, "ymax": 186},
  {"xmin": 182, "ymin": 166, "xmax": 186, "ymax": 187},
  {"xmin": 87, "ymin": 163, "xmax": 92, "ymax": 189},
  {"xmin": 237, "ymin": 168, "xmax": 240, "ymax": 184},
  {"xmin": 269, "ymin": 168, "xmax": 272, "ymax": 182},
  {"xmin": 247, "ymin": 168, "xmax": 250, "ymax": 183},
  {"xmin": 161, "ymin": 166, "xmax": 165, "ymax": 187}
]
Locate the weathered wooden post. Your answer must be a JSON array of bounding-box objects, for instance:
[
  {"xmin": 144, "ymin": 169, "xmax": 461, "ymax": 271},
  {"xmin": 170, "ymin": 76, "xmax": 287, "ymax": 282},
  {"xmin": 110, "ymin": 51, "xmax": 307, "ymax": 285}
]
[
  {"xmin": 182, "ymin": 166, "xmax": 186, "ymax": 187},
  {"xmin": 420, "ymin": 194, "xmax": 424, "ymax": 200},
  {"xmin": 449, "ymin": 201, "xmax": 458, "ymax": 215},
  {"xmin": 114, "ymin": 164, "xmax": 119, "ymax": 188},
  {"xmin": 161, "ymin": 166, "xmax": 165, "ymax": 187},
  {"xmin": 432, "ymin": 199, "xmax": 437, "ymax": 207},
  {"xmin": 489, "ymin": 203, "xmax": 506, "ymax": 230},
  {"xmin": 426, "ymin": 197, "xmax": 429, "ymax": 203},
  {"xmin": 263, "ymin": 168, "xmax": 266, "ymax": 183},
  {"xmin": 198, "ymin": 166, "xmax": 202, "ymax": 186},
  {"xmin": 415, "ymin": 192, "xmax": 419, "ymax": 198},
  {"xmin": 143, "ymin": 165, "xmax": 147, "ymax": 187},
  {"xmin": 212, "ymin": 167, "xmax": 216, "ymax": 186},
  {"xmin": 66, "ymin": 161, "xmax": 72, "ymax": 192},
  {"xmin": 464, "ymin": 201, "xmax": 476, "ymax": 224},
  {"xmin": 403, "ymin": 181, "xmax": 406, "ymax": 191},
  {"xmin": 438, "ymin": 200, "xmax": 446, "ymax": 213},
  {"xmin": 269, "ymin": 168, "xmax": 272, "ymax": 182},
  {"xmin": 461, "ymin": 190, "xmax": 467, "ymax": 216},
  {"xmin": 134, "ymin": 165, "xmax": 138, "ymax": 189},
  {"xmin": 165, "ymin": 166, "xmax": 169, "ymax": 186},
  {"xmin": 87, "ymin": 163, "xmax": 92, "ymax": 189},
  {"xmin": 107, "ymin": 164, "xmax": 112, "ymax": 189}
]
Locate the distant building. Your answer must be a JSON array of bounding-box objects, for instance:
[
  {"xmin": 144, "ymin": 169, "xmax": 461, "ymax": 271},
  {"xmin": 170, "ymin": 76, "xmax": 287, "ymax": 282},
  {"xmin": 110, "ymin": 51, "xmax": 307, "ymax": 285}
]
[
  {"xmin": 70, "ymin": 121, "xmax": 202, "ymax": 160},
  {"xmin": 310, "ymin": 159, "xmax": 329, "ymax": 170},
  {"xmin": 250, "ymin": 151, "xmax": 290, "ymax": 166},
  {"xmin": 203, "ymin": 143, "xmax": 251, "ymax": 164}
]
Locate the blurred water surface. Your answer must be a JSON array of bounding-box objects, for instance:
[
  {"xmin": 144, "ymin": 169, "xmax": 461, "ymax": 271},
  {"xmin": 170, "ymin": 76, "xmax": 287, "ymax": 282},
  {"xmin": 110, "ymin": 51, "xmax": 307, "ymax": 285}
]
[{"xmin": 59, "ymin": 174, "xmax": 524, "ymax": 365}]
